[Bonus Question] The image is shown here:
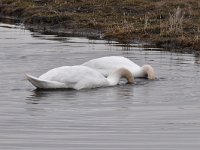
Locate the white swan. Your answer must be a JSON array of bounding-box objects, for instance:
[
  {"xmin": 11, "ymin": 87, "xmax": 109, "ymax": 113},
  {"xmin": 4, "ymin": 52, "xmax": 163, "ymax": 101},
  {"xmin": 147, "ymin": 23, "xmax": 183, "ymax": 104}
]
[
  {"xmin": 26, "ymin": 65, "xmax": 134, "ymax": 90},
  {"xmin": 82, "ymin": 56, "xmax": 156, "ymax": 80}
]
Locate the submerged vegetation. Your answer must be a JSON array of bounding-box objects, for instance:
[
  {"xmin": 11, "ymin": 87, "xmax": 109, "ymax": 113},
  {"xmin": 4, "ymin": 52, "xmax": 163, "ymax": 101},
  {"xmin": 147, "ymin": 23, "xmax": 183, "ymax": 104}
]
[{"xmin": 1, "ymin": 0, "xmax": 200, "ymax": 52}]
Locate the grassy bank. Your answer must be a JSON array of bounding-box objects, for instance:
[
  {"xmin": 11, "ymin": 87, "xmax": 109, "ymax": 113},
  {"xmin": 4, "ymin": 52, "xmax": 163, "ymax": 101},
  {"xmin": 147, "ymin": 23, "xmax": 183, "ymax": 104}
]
[{"xmin": 1, "ymin": 0, "xmax": 200, "ymax": 52}]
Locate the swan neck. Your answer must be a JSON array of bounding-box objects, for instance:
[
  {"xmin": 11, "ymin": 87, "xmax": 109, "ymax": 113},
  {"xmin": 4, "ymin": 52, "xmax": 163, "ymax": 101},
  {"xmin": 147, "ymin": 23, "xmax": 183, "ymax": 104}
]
[{"xmin": 107, "ymin": 68, "xmax": 134, "ymax": 86}]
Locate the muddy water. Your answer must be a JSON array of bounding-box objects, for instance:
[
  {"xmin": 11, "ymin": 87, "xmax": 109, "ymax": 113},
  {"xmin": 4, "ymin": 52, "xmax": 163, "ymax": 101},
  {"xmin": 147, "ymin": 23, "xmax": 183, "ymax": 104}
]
[{"xmin": 0, "ymin": 23, "xmax": 200, "ymax": 150}]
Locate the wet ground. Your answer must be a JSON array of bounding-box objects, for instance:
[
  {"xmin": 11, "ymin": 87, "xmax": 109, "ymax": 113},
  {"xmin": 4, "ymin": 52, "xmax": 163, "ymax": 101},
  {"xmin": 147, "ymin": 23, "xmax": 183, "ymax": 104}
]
[{"xmin": 0, "ymin": 23, "xmax": 200, "ymax": 150}]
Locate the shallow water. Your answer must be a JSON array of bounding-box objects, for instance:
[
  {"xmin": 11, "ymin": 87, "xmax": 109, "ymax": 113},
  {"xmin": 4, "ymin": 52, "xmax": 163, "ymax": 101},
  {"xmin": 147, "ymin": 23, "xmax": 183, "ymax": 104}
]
[{"xmin": 0, "ymin": 23, "xmax": 200, "ymax": 150}]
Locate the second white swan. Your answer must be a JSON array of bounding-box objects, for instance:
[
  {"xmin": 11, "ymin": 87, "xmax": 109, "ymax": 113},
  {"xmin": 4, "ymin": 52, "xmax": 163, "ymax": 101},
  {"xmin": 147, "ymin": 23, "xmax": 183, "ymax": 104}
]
[{"xmin": 82, "ymin": 56, "xmax": 156, "ymax": 80}]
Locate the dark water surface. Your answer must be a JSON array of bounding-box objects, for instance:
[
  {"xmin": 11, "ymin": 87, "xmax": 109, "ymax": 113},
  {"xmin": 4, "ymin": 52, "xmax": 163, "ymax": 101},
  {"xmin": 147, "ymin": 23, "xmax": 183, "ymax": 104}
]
[{"xmin": 0, "ymin": 23, "xmax": 200, "ymax": 150}]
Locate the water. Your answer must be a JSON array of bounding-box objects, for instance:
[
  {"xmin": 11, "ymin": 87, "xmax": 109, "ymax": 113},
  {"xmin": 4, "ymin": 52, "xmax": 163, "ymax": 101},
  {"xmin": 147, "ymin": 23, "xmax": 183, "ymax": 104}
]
[{"xmin": 0, "ymin": 23, "xmax": 200, "ymax": 150}]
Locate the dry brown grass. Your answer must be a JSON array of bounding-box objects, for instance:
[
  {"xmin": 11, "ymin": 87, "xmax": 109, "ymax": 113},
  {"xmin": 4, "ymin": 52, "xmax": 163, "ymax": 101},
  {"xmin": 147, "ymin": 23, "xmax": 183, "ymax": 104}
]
[{"xmin": 1, "ymin": 0, "xmax": 200, "ymax": 51}]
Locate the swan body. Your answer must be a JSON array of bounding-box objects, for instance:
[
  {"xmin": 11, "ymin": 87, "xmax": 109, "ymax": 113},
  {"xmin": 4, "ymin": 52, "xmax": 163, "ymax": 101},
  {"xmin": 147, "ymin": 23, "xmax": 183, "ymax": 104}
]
[
  {"xmin": 82, "ymin": 56, "xmax": 156, "ymax": 80},
  {"xmin": 26, "ymin": 65, "xmax": 134, "ymax": 90}
]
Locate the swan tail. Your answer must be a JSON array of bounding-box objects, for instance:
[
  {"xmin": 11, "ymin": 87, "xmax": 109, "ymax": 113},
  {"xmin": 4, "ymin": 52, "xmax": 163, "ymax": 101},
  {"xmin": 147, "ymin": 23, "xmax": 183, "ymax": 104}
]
[{"xmin": 25, "ymin": 74, "xmax": 66, "ymax": 89}]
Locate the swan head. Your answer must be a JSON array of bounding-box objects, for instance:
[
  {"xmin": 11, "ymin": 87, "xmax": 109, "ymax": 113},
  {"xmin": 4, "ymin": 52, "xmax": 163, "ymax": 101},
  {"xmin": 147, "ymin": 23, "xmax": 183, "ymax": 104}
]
[
  {"xmin": 142, "ymin": 65, "xmax": 156, "ymax": 80},
  {"xmin": 107, "ymin": 68, "xmax": 134, "ymax": 86}
]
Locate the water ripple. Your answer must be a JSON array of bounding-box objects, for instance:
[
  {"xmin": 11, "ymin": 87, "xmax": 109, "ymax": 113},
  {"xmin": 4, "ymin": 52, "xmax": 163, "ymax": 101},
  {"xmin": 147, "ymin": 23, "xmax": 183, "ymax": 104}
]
[{"xmin": 1, "ymin": 23, "xmax": 200, "ymax": 150}]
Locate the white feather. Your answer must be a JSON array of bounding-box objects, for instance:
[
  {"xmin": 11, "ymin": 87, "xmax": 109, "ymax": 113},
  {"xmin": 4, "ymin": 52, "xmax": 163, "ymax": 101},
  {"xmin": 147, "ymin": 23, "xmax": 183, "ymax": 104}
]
[{"xmin": 82, "ymin": 56, "xmax": 156, "ymax": 79}]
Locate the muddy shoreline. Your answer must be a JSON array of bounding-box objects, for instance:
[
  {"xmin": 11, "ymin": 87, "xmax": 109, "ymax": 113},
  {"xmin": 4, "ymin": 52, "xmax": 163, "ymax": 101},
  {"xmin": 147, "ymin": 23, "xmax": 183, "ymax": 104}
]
[
  {"xmin": 0, "ymin": 15, "xmax": 185, "ymax": 53},
  {"xmin": 0, "ymin": 15, "xmax": 102, "ymax": 39},
  {"xmin": 1, "ymin": 0, "xmax": 200, "ymax": 54}
]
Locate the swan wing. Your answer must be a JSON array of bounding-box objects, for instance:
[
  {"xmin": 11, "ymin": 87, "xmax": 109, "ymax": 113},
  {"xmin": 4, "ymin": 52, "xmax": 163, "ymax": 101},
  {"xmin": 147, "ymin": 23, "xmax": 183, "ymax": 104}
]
[{"xmin": 26, "ymin": 74, "xmax": 66, "ymax": 89}]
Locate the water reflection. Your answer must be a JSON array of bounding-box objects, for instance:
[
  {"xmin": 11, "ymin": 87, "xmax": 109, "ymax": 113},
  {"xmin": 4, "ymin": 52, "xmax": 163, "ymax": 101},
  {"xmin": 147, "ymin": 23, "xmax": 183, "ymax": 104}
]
[
  {"xmin": 194, "ymin": 54, "xmax": 200, "ymax": 65},
  {"xmin": 1, "ymin": 23, "xmax": 200, "ymax": 150}
]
